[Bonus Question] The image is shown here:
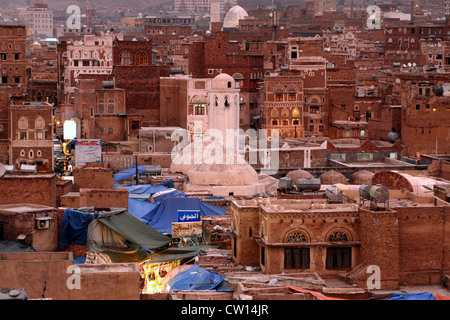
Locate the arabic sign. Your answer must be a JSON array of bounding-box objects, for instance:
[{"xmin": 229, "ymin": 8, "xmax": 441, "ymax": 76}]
[
  {"xmin": 177, "ymin": 210, "xmax": 200, "ymax": 222},
  {"xmin": 75, "ymin": 139, "xmax": 102, "ymax": 165},
  {"xmin": 172, "ymin": 221, "xmax": 203, "ymax": 238}
]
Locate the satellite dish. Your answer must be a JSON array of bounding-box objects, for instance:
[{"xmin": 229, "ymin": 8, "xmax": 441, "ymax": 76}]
[
  {"xmin": 408, "ymin": 62, "xmax": 412, "ymax": 67},
  {"xmin": 0, "ymin": 163, "xmax": 5, "ymax": 177}
]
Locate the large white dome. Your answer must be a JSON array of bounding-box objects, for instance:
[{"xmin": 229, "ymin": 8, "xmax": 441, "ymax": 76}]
[{"xmin": 223, "ymin": 5, "xmax": 248, "ymax": 29}]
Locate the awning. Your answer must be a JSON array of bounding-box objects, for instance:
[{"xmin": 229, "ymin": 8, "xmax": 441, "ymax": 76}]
[{"xmin": 96, "ymin": 211, "xmax": 171, "ymax": 250}]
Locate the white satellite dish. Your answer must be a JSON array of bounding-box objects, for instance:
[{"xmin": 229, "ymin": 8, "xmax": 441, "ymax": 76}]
[
  {"xmin": 408, "ymin": 62, "xmax": 412, "ymax": 67},
  {"xmin": 0, "ymin": 163, "xmax": 5, "ymax": 177}
]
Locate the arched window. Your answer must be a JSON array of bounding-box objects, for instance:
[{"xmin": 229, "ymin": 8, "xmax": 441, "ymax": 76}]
[
  {"xmin": 107, "ymin": 99, "xmax": 115, "ymax": 114},
  {"xmin": 194, "ymin": 98, "xmax": 206, "ymax": 115},
  {"xmin": 18, "ymin": 116, "xmax": 28, "ymax": 140},
  {"xmin": 286, "ymin": 231, "xmax": 308, "ymax": 243},
  {"xmin": 135, "ymin": 51, "xmax": 148, "ymax": 65},
  {"xmin": 292, "ymin": 108, "xmax": 300, "ymax": 118},
  {"xmin": 328, "ymin": 230, "xmax": 349, "ymax": 242},
  {"xmin": 271, "ymin": 108, "xmax": 278, "ymax": 117},
  {"xmin": 97, "ymin": 99, "xmax": 105, "ymax": 114},
  {"xmin": 275, "ymin": 89, "xmax": 283, "ymax": 102},
  {"xmin": 284, "ymin": 230, "xmax": 310, "ymax": 269},
  {"xmin": 282, "ymin": 109, "xmax": 289, "ymax": 117},
  {"xmin": 326, "ymin": 230, "xmax": 351, "ymax": 270},
  {"xmin": 120, "ymin": 52, "xmax": 132, "ymax": 65}
]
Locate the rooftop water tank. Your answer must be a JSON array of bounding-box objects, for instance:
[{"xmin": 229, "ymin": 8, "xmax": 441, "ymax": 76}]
[
  {"xmin": 359, "ymin": 184, "xmax": 373, "ymax": 200},
  {"xmin": 369, "ymin": 184, "xmax": 390, "ymax": 202},
  {"xmin": 279, "ymin": 177, "xmax": 293, "ymax": 190},
  {"xmin": 297, "ymin": 178, "xmax": 321, "ymax": 192},
  {"xmin": 325, "ymin": 185, "xmax": 343, "ymax": 202}
]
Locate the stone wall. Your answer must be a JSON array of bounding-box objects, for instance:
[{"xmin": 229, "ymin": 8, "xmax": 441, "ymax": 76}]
[
  {"xmin": 358, "ymin": 209, "xmax": 400, "ymax": 289},
  {"xmin": 73, "ymin": 166, "xmax": 114, "ymax": 191},
  {"xmin": 0, "ymin": 174, "xmax": 57, "ymax": 207},
  {"xmin": 0, "ymin": 204, "xmax": 59, "ymax": 252},
  {"xmin": 0, "ymin": 252, "xmax": 140, "ymax": 300}
]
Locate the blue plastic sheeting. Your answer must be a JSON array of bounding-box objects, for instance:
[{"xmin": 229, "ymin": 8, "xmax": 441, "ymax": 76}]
[
  {"xmin": 128, "ymin": 198, "xmax": 158, "ymax": 223},
  {"xmin": 166, "ymin": 264, "xmax": 226, "ymax": 291},
  {"xmin": 205, "ymin": 196, "xmax": 224, "ymax": 200},
  {"xmin": 141, "ymin": 197, "xmax": 226, "ymax": 234},
  {"xmin": 388, "ymin": 292, "xmax": 435, "ymax": 300},
  {"xmin": 152, "ymin": 188, "xmax": 186, "ymax": 203},
  {"xmin": 115, "ymin": 184, "xmax": 170, "ymax": 195},
  {"xmin": 58, "ymin": 209, "xmax": 98, "ymax": 249},
  {"xmin": 160, "ymin": 179, "xmax": 174, "ymax": 188},
  {"xmin": 74, "ymin": 256, "xmax": 86, "ymax": 264},
  {"xmin": 114, "ymin": 165, "xmax": 146, "ymax": 182}
]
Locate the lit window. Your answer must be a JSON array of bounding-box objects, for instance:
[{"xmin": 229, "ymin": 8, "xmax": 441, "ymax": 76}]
[{"xmin": 120, "ymin": 52, "xmax": 132, "ymax": 65}]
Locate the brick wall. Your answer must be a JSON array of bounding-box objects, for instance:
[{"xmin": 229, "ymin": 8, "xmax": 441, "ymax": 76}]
[
  {"xmin": 0, "ymin": 174, "xmax": 57, "ymax": 207},
  {"xmin": 397, "ymin": 205, "xmax": 449, "ymax": 285},
  {"xmin": 73, "ymin": 166, "xmax": 114, "ymax": 191},
  {"xmin": 358, "ymin": 209, "xmax": 400, "ymax": 289}
]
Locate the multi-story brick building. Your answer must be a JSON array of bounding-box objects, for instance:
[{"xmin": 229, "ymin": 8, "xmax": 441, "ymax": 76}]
[
  {"xmin": 9, "ymin": 101, "xmax": 54, "ymax": 172},
  {"xmin": 0, "ymin": 25, "xmax": 28, "ymax": 92},
  {"xmin": 399, "ymin": 73, "xmax": 450, "ymax": 157},
  {"xmin": 58, "ymin": 32, "xmax": 123, "ymax": 104},
  {"xmin": 286, "ymin": 36, "xmax": 329, "ymax": 138},
  {"xmin": 73, "ymin": 79, "xmax": 127, "ymax": 141},
  {"xmin": 112, "ymin": 38, "xmax": 170, "ymax": 129},
  {"xmin": 230, "ymin": 190, "xmax": 450, "ymax": 289},
  {"xmin": 259, "ymin": 71, "xmax": 305, "ymax": 139},
  {"xmin": 188, "ymin": 31, "xmax": 266, "ymax": 131}
]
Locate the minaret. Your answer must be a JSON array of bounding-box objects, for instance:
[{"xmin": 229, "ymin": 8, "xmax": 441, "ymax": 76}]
[
  {"xmin": 207, "ymin": 73, "xmax": 240, "ymax": 137},
  {"xmin": 210, "ymin": 0, "xmax": 222, "ymax": 33}
]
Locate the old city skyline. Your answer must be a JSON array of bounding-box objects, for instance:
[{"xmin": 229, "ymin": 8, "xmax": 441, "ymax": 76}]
[{"xmin": 0, "ymin": 0, "xmax": 448, "ymax": 306}]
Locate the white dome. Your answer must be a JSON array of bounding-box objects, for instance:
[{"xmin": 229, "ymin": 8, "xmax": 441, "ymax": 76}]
[
  {"xmin": 223, "ymin": 5, "xmax": 248, "ymax": 29},
  {"xmin": 211, "ymin": 73, "xmax": 235, "ymax": 90}
]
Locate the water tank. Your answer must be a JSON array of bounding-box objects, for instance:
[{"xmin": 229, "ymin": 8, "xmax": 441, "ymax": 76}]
[
  {"xmin": 102, "ymin": 81, "xmax": 114, "ymax": 89},
  {"xmin": 359, "ymin": 184, "xmax": 373, "ymax": 200},
  {"xmin": 296, "ymin": 178, "xmax": 321, "ymax": 192},
  {"xmin": 4, "ymin": 165, "xmax": 14, "ymax": 174},
  {"xmin": 278, "ymin": 177, "xmax": 293, "ymax": 190},
  {"xmin": 369, "ymin": 184, "xmax": 389, "ymax": 202},
  {"xmin": 325, "ymin": 185, "xmax": 343, "ymax": 202},
  {"xmin": 20, "ymin": 164, "xmax": 37, "ymax": 174},
  {"xmin": 144, "ymin": 165, "xmax": 161, "ymax": 176}
]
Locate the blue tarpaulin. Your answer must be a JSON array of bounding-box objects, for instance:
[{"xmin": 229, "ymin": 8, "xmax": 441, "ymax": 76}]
[
  {"xmin": 115, "ymin": 184, "xmax": 172, "ymax": 195},
  {"xmin": 166, "ymin": 264, "xmax": 226, "ymax": 291},
  {"xmin": 58, "ymin": 209, "xmax": 98, "ymax": 249},
  {"xmin": 141, "ymin": 197, "xmax": 226, "ymax": 234},
  {"xmin": 114, "ymin": 165, "xmax": 146, "ymax": 182},
  {"xmin": 152, "ymin": 188, "xmax": 186, "ymax": 203},
  {"xmin": 388, "ymin": 292, "xmax": 435, "ymax": 300},
  {"xmin": 128, "ymin": 198, "xmax": 158, "ymax": 223}
]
